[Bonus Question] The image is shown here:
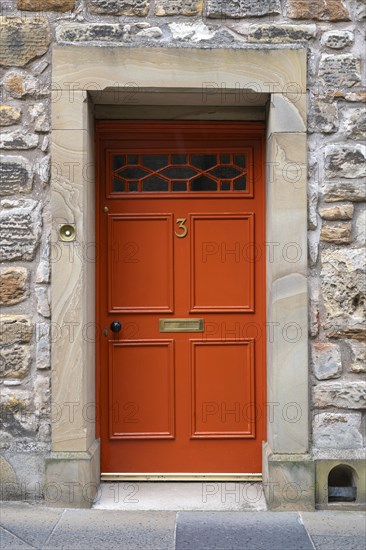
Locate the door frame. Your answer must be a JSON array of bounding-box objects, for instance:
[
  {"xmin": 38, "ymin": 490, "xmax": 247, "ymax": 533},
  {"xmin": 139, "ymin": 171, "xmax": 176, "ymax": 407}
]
[{"xmin": 47, "ymin": 47, "xmax": 312, "ymax": 509}]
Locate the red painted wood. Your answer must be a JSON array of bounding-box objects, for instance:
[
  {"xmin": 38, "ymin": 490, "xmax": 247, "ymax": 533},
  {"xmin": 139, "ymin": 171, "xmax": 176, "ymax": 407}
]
[
  {"xmin": 96, "ymin": 121, "xmax": 266, "ymax": 474},
  {"xmin": 190, "ymin": 214, "xmax": 254, "ymax": 312},
  {"xmin": 109, "ymin": 341, "xmax": 175, "ymax": 439}
]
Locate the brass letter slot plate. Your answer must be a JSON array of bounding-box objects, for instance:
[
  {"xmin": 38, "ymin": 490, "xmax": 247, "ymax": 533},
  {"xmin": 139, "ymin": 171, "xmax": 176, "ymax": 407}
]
[{"xmin": 159, "ymin": 318, "xmax": 204, "ymax": 333}]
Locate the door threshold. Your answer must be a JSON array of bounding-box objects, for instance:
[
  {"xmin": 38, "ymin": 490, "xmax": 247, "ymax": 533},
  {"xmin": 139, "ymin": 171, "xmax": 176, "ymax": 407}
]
[
  {"xmin": 101, "ymin": 473, "xmax": 262, "ymax": 481},
  {"xmin": 94, "ymin": 479, "xmax": 267, "ymax": 510}
]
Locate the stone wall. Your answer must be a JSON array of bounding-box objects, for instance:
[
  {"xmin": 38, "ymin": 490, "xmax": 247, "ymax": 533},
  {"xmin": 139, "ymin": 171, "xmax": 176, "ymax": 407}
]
[{"xmin": 0, "ymin": 0, "xmax": 365, "ymax": 499}]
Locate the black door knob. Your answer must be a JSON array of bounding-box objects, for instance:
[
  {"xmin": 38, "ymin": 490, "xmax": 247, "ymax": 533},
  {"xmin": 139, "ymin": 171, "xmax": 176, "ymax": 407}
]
[{"xmin": 110, "ymin": 321, "xmax": 122, "ymax": 333}]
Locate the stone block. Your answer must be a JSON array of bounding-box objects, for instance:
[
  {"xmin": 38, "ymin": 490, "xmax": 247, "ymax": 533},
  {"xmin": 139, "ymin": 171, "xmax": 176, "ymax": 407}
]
[
  {"xmin": 56, "ymin": 22, "xmax": 165, "ymax": 42},
  {"xmin": 0, "ymin": 132, "xmax": 38, "ymax": 150},
  {"xmin": 311, "ymin": 343, "xmax": 342, "ymax": 380},
  {"xmin": 321, "ymin": 248, "xmax": 365, "ymax": 333},
  {"xmin": 3, "ymin": 72, "xmax": 45, "ymax": 99},
  {"xmin": 313, "ymin": 413, "xmax": 363, "ymax": 449},
  {"xmin": 347, "ymin": 341, "xmax": 366, "ymax": 373},
  {"xmin": 353, "ymin": 209, "xmax": 366, "ymax": 248},
  {"xmin": 156, "ymin": 0, "xmax": 201, "ymax": 16},
  {"xmin": 0, "ymin": 106, "xmax": 22, "ymax": 127},
  {"xmin": 0, "ymin": 267, "xmax": 29, "ymax": 305},
  {"xmin": 309, "ymin": 98, "xmax": 338, "ymax": 134},
  {"xmin": 37, "ymin": 155, "xmax": 50, "ymax": 186},
  {"xmin": 87, "ymin": 0, "xmax": 149, "ymax": 16},
  {"xmin": 0, "ymin": 345, "xmax": 31, "ymax": 379},
  {"xmin": 286, "ymin": 0, "xmax": 349, "ymax": 20},
  {"xmin": 353, "ymin": 0, "xmax": 366, "ymax": 21},
  {"xmin": 0, "ymin": 453, "xmax": 48, "ymax": 500},
  {"xmin": 267, "ymin": 93, "xmax": 306, "ymax": 135},
  {"xmin": 308, "ymin": 229, "xmax": 320, "ymax": 265},
  {"xmin": 41, "ymin": 136, "xmax": 49, "ymax": 153},
  {"xmin": 207, "ymin": 0, "xmax": 281, "ymax": 18},
  {"xmin": 38, "ymin": 420, "xmax": 51, "ymax": 442},
  {"xmin": 0, "ymin": 156, "xmax": 33, "ymax": 196},
  {"xmin": 0, "ymin": 199, "xmax": 42, "ymax": 261},
  {"xmin": 36, "ymin": 236, "xmax": 50, "ymax": 284},
  {"xmin": 51, "ymin": 43, "xmax": 307, "ymax": 93},
  {"xmin": 17, "ymin": 0, "xmax": 75, "ymax": 11},
  {"xmin": 342, "ymin": 108, "xmax": 366, "ymax": 140},
  {"xmin": 0, "ymin": 389, "xmax": 33, "ymax": 436},
  {"xmin": 45, "ymin": 439, "xmax": 100, "ymax": 508},
  {"xmin": 319, "ymin": 55, "xmax": 361, "ymax": 88},
  {"xmin": 0, "ymin": 431, "xmax": 14, "ymax": 451},
  {"xmin": 248, "ymin": 24, "xmax": 316, "ymax": 43},
  {"xmin": 34, "ymin": 375, "xmax": 50, "ymax": 416},
  {"xmin": 336, "ymin": 90, "xmax": 366, "ymax": 103},
  {"xmin": 35, "ymin": 286, "xmax": 50, "ymax": 318},
  {"xmin": 51, "ymin": 90, "xmax": 87, "ymax": 131},
  {"xmin": 0, "ymin": 457, "xmax": 17, "ymax": 495},
  {"xmin": 322, "ymin": 181, "xmax": 366, "ymax": 202},
  {"xmin": 36, "ymin": 323, "xmax": 50, "ymax": 370},
  {"xmin": 309, "ymin": 279, "xmax": 320, "ymax": 337},
  {"xmin": 321, "ymin": 30, "xmax": 354, "ymax": 49},
  {"xmin": 33, "ymin": 59, "xmax": 49, "ymax": 75},
  {"xmin": 325, "ymin": 145, "xmax": 366, "ymax": 179},
  {"xmin": 29, "ymin": 103, "xmax": 50, "ymax": 133},
  {"xmin": 4, "ymin": 75, "xmax": 25, "ymax": 99},
  {"xmin": 0, "ymin": 17, "xmax": 51, "ymax": 67},
  {"xmin": 314, "ymin": 381, "xmax": 366, "ymax": 410},
  {"xmin": 319, "ymin": 204, "xmax": 353, "ymax": 220},
  {"xmin": 308, "ymin": 158, "xmax": 318, "ymax": 230},
  {"xmin": 56, "ymin": 23, "xmax": 125, "ymax": 43},
  {"xmin": 262, "ymin": 443, "xmax": 315, "ymax": 511},
  {"xmin": 169, "ymin": 21, "xmax": 216, "ymax": 42},
  {"xmin": 320, "ymin": 222, "xmax": 351, "ymax": 244},
  {"xmin": 0, "ymin": 316, "xmax": 33, "ymax": 346},
  {"xmin": 3, "ymin": 381, "xmax": 22, "ymax": 388},
  {"xmin": 136, "ymin": 27, "xmax": 163, "ymax": 39}
]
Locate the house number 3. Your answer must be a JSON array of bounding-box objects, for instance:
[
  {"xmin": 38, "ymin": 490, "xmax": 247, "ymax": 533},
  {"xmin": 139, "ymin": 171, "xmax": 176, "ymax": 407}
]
[{"xmin": 175, "ymin": 218, "xmax": 188, "ymax": 238}]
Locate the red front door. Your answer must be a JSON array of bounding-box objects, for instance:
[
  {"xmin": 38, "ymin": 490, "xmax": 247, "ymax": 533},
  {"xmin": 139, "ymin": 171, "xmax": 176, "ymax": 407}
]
[{"xmin": 96, "ymin": 121, "xmax": 266, "ymax": 474}]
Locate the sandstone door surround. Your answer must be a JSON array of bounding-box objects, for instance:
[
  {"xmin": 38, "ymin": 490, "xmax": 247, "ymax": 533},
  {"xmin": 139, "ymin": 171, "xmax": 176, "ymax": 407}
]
[{"xmin": 48, "ymin": 46, "xmax": 309, "ymax": 509}]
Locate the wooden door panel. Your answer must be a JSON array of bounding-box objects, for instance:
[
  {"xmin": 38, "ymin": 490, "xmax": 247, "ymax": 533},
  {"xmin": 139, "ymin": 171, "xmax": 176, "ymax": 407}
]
[
  {"xmin": 190, "ymin": 214, "xmax": 254, "ymax": 312},
  {"xmin": 97, "ymin": 121, "xmax": 266, "ymax": 475},
  {"xmin": 109, "ymin": 340, "xmax": 175, "ymax": 439},
  {"xmin": 108, "ymin": 214, "xmax": 173, "ymax": 312},
  {"xmin": 191, "ymin": 340, "xmax": 255, "ymax": 439}
]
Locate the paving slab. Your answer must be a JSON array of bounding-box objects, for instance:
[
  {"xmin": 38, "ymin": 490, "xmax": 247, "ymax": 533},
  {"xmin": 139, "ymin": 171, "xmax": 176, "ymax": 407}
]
[
  {"xmin": 175, "ymin": 511, "xmax": 315, "ymax": 550},
  {"xmin": 0, "ymin": 527, "xmax": 33, "ymax": 549},
  {"xmin": 45, "ymin": 510, "xmax": 176, "ymax": 549},
  {"xmin": 0, "ymin": 502, "xmax": 64, "ymax": 548},
  {"xmin": 300, "ymin": 510, "xmax": 366, "ymax": 536},
  {"xmin": 311, "ymin": 535, "xmax": 366, "ymax": 550},
  {"xmin": 93, "ymin": 482, "xmax": 267, "ymax": 511},
  {"xmin": 1, "ymin": 501, "xmax": 365, "ymax": 550},
  {"xmin": 300, "ymin": 511, "xmax": 366, "ymax": 550}
]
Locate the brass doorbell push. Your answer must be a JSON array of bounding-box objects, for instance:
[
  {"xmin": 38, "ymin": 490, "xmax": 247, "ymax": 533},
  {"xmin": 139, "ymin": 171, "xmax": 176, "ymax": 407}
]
[{"xmin": 59, "ymin": 223, "xmax": 76, "ymax": 242}]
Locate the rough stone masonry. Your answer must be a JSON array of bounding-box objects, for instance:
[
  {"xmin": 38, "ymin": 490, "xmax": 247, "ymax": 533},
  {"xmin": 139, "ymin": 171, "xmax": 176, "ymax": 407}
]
[{"xmin": 0, "ymin": 0, "xmax": 365, "ymax": 500}]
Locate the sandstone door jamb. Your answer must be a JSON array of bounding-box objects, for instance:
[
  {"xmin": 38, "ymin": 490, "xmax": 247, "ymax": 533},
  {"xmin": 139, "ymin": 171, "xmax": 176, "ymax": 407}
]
[{"xmin": 47, "ymin": 46, "xmax": 311, "ymax": 509}]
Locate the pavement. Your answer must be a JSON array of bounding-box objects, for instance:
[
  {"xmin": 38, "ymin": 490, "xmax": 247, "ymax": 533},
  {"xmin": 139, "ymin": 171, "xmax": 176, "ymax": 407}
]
[{"xmin": 1, "ymin": 484, "xmax": 365, "ymax": 550}]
